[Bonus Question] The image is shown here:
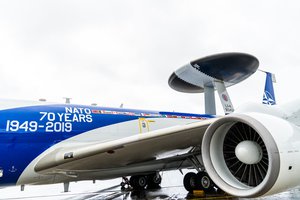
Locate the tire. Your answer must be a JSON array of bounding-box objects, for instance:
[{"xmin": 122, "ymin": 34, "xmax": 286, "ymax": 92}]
[
  {"xmin": 183, "ymin": 172, "xmax": 198, "ymax": 192},
  {"xmin": 130, "ymin": 175, "xmax": 148, "ymax": 190},
  {"xmin": 147, "ymin": 173, "xmax": 162, "ymax": 188},
  {"xmin": 196, "ymin": 172, "xmax": 215, "ymax": 193}
]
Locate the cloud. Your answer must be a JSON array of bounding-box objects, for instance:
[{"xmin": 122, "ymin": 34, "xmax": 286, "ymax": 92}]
[{"xmin": 0, "ymin": 0, "xmax": 299, "ymax": 114}]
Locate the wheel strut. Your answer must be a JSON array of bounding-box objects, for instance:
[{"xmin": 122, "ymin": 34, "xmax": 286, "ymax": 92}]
[{"xmin": 120, "ymin": 177, "xmax": 130, "ymax": 190}]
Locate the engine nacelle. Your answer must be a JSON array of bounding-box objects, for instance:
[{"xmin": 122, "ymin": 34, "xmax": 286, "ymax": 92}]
[{"xmin": 202, "ymin": 112, "xmax": 300, "ymax": 197}]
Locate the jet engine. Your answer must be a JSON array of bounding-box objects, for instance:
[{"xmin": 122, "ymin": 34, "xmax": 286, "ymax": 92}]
[{"xmin": 202, "ymin": 112, "xmax": 300, "ymax": 198}]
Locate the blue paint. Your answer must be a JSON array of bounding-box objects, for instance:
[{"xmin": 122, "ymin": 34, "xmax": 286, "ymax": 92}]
[
  {"xmin": 0, "ymin": 104, "xmax": 214, "ymax": 185},
  {"xmin": 262, "ymin": 72, "xmax": 276, "ymax": 105}
]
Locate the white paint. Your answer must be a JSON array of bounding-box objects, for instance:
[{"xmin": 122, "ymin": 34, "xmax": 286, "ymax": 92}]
[
  {"xmin": 17, "ymin": 117, "xmax": 204, "ymax": 185},
  {"xmin": 235, "ymin": 141, "xmax": 262, "ymax": 165}
]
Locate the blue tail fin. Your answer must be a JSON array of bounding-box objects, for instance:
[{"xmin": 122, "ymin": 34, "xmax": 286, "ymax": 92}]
[{"xmin": 262, "ymin": 71, "xmax": 276, "ymax": 105}]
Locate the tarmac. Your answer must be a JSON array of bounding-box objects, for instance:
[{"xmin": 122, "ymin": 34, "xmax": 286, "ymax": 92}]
[{"xmin": 1, "ymin": 171, "xmax": 300, "ymax": 200}]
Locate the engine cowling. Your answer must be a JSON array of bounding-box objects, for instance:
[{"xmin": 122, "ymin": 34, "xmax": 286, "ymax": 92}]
[{"xmin": 202, "ymin": 112, "xmax": 300, "ymax": 198}]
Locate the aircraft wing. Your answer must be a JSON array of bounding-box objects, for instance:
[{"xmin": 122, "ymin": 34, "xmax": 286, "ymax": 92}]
[{"xmin": 34, "ymin": 118, "xmax": 217, "ymax": 175}]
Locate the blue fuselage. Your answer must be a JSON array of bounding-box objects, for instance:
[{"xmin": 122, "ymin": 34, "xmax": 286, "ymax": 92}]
[{"xmin": 0, "ymin": 104, "xmax": 214, "ymax": 186}]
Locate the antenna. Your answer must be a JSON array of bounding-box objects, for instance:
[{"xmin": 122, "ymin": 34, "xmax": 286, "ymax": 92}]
[
  {"xmin": 168, "ymin": 53, "xmax": 259, "ymax": 115},
  {"xmin": 63, "ymin": 97, "xmax": 72, "ymax": 104}
]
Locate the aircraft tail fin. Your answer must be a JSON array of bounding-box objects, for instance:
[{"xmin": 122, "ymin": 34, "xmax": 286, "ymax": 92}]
[{"xmin": 262, "ymin": 71, "xmax": 276, "ymax": 105}]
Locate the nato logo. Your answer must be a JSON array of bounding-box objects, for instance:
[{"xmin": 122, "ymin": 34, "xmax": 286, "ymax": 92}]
[
  {"xmin": 263, "ymin": 91, "xmax": 276, "ymax": 105},
  {"xmin": 222, "ymin": 94, "xmax": 228, "ymax": 102}
]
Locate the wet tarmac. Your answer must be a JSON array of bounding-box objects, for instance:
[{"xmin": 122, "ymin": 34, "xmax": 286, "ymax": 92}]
[
  {"xmin": 52, "ymin": 185, "xmax": 235, "ymax": 200},
  {"xmin": 0, "ymin": 184, "xmax": 234, "ymax": 200},
  {"xmin": 2, "ymin": 184, "xmax": 300, "ymax": 200},
  {"xmin": 1, "ymin": 171, "xmax": 300, "ymax": 200}
]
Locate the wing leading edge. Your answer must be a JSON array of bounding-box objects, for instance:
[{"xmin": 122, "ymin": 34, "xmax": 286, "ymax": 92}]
[{"xmin": 34, "ymin": 118, "xmax": 216, "ymax": 176}]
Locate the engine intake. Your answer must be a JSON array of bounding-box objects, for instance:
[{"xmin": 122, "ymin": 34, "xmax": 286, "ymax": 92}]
[{"xmin": 202, "ymin": 114, "xmax": 280, "ymax": 197}]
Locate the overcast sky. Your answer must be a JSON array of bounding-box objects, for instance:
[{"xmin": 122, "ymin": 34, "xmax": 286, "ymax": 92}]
[{"xmin": 0, "ymin": 0, "xmax": 299, "ymax": 114}]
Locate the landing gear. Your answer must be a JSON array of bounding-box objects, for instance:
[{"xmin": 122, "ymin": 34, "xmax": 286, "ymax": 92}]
[
  {"xmin": 120, "ymin": 177, "xmax": 131, "ymax": 191},
  {"xmin": 183, "ymin": 171, "xmax": 217, "ymax": 194},
  {"xmin": 147, "ymin": 173, "xmax": 162, "ymax": 189},
  {"xmin": 197, "ymin": 171, "xmax": 214, "ymax": 192},
  {"xmin": 124, "ymin": 173, "xmax": 162, "ymax": 190},
  {"xmin": 130, "ymin": 175, "xmax": 148, "ymax": 190},
  {"xmin": 183, "ymin": 172, "xmax": 198, "ymax": 191}
]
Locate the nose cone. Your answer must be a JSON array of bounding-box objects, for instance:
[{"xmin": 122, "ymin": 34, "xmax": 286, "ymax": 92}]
[{"xmin": 235, "ymin": 140, "xmax": 263, "ymax": 165}]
